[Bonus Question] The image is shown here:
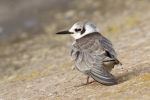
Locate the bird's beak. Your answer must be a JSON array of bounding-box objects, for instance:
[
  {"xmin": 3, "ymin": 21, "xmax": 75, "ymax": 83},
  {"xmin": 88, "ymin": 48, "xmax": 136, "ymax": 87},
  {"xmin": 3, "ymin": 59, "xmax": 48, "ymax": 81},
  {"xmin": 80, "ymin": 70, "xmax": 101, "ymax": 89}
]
[{"xmin": 56, "ymin": 30, "xmax": 73, "ymax": 34}]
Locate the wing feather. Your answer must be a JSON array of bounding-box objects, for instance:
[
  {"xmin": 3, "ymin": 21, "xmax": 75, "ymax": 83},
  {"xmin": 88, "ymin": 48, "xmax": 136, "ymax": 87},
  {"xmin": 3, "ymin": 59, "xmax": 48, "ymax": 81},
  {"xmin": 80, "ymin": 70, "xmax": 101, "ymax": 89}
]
[
  {"xmin": 89, "ymin": 65, "xmax": 117, "ymax": 85},
  {"xmin": 87, "ymin": 54, "xmax": 95, "ymax": 63},
  {"xmin": 100, "ymin": 37, "xmax": 117, "ymax": 59},
  {"xmin": 100, "ymin": 36, "xmax": 122, "ymax": 64}
]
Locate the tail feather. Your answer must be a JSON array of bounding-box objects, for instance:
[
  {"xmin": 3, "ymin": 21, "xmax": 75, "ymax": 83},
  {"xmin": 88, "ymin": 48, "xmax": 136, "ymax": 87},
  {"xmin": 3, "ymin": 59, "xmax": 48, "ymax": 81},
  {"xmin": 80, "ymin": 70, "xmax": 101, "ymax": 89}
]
[{"xmin": 88, "ymin": 65, "xmax": 118, "ymax": 85}]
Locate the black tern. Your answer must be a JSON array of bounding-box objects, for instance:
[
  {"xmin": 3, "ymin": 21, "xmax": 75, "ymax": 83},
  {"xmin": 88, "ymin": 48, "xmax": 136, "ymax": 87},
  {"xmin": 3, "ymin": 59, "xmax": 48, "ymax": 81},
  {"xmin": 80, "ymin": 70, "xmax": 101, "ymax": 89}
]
[{"xmin": 56, "ymin": 21, "xmax": 122, "ymax": 85}]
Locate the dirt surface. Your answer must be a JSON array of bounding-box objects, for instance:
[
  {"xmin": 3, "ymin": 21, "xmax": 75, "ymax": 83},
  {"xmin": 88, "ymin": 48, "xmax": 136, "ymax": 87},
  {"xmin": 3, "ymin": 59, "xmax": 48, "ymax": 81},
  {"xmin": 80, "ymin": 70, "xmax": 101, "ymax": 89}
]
[{"xmin": 0, "ymin": 0, "xmax": 150, "ymax": 100}]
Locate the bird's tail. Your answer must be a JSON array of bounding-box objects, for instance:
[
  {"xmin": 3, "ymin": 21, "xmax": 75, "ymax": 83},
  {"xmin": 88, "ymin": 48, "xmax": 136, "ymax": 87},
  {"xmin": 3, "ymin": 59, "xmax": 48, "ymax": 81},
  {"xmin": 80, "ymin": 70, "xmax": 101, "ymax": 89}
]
[{"xmin": 88, "ymin": 65, "xmax": 118, "ymax": 85}]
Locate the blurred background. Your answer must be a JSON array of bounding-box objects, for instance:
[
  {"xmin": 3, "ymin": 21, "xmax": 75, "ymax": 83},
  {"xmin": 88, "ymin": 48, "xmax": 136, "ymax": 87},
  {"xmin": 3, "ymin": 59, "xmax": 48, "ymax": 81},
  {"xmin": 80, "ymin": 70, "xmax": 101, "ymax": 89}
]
[
  {"xmin": 0, "ymin": 0, "xmax": 149, "ymax": 41},
  {"xmin": 0, "ymin": 0, "xmax": 150, "ymax": 99},
  {"xmin": 0, "ymin": 0, "xmax": 150, "ymax": 81}
]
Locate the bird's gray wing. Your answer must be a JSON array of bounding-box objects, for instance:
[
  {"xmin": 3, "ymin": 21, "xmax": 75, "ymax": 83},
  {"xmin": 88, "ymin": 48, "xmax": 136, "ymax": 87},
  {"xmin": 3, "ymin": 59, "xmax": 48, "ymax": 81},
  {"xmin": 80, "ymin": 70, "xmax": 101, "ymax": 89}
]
[
  {"xmin": 100, "ymin": 36, "xmax": 121, "ymax": 64},
  {"xmin": 70, "ymin": 36, "xmax": 117, "ymax": 85}
]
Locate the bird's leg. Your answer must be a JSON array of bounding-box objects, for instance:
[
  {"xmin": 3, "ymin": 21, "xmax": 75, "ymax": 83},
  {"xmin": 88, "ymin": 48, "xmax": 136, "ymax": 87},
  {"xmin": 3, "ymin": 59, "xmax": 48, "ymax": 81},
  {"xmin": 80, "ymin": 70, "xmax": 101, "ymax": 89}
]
[
  {"xmin": 75, "ymin": 76, "xmax": 94, "ymax": 87},
  {"xmin": 86, "ymin": 76, "xmax": 90, "ymax": 85}
]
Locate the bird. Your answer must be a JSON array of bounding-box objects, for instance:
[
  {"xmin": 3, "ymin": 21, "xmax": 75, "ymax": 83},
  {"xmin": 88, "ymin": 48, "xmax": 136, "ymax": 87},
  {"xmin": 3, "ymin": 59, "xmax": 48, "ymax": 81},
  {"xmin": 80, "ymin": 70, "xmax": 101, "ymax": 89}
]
[{"xmin": 56, "ymin": 21, "xmax": 122, "ymax": 85}]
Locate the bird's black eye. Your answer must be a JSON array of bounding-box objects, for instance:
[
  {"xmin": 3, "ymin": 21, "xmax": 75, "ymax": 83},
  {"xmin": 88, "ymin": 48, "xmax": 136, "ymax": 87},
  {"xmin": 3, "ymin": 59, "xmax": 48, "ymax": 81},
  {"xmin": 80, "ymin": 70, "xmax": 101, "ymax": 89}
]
[{"xmin": 75, "ymin": 28, "xmax": 81, "ymax": 32}]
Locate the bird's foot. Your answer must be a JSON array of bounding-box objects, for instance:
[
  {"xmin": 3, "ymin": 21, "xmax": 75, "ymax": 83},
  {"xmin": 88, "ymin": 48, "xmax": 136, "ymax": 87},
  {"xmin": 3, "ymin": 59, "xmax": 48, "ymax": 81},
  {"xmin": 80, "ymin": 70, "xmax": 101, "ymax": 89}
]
[{"xmin": 74, "ymin": 80, "xmax": 95, "ymax": 87}]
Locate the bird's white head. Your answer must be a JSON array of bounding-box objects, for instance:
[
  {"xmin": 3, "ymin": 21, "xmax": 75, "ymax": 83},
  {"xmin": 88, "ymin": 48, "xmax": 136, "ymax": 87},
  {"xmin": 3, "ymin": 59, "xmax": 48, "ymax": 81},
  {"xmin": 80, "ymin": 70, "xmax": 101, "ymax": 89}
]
[
  {"xmin": 56, "ymin": 21, "xmax": 100, "ymax": 39},
  {"xmin": 69, "ymin": 21, "xmax": 100, "ymax": 39}
]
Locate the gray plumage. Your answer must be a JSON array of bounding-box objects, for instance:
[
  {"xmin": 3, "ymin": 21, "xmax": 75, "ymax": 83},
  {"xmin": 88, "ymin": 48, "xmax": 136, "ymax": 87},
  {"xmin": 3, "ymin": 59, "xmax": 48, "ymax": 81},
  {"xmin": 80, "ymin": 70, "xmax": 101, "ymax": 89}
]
[{"xmin": 70, "ymin": 32, "xmax": 121, "ymax": 85}]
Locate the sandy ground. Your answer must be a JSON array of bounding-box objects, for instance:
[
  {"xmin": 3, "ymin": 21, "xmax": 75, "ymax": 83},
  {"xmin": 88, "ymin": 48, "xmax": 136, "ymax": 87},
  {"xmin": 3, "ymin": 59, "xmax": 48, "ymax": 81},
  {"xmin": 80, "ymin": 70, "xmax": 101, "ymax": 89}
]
[{"xmin": 0, "ymin": 0, "xmax": 150, "ymax": 100}]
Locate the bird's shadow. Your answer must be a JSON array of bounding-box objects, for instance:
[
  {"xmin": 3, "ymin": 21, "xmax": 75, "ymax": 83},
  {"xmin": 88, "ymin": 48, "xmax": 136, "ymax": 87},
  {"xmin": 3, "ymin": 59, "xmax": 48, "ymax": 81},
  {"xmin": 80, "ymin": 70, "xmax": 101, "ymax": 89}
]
[
  {"xmin": 74, "ymin": 65, "xmax": 150, "ymax": 87},
  {"xmin": 116, "ymin": 65, "xmax": 150, "ymax": 84}
]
